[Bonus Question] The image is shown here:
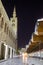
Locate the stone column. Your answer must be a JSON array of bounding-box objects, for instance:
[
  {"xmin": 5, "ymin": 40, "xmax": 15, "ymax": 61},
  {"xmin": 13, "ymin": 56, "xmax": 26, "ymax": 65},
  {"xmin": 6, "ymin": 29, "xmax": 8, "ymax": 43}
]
[
  {"xmin": 13, "ymin": 49, "xmax": 15, "ymax": 57},
  {"xmin": 10, "ymin": 47, "xmax": 12, "ymax": 58},
  {"xmin": 4, "ymin": 45, "xmax": 8, "ymax": 59}
]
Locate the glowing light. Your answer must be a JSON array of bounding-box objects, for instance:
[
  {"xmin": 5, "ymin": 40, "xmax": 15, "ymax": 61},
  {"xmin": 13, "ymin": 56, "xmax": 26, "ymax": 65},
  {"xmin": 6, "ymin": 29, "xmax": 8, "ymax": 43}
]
[
  {"xmin": 22, "ymin": 52, "xmax": 28, "ymax": 64},
  {"xmin": 37, "ymin": 18, "xmax": 43, "ymax": 21},
  {"xmin": 34, "ymin": 21, "xmax": 39, "ymax": 35}
]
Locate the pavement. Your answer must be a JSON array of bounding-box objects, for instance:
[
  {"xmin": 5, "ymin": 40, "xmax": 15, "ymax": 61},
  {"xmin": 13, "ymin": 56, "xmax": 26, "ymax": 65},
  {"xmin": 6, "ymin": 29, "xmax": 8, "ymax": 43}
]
[{"xmin": 0, "ymin": 56, "xmax": 43, "ymax": 65}]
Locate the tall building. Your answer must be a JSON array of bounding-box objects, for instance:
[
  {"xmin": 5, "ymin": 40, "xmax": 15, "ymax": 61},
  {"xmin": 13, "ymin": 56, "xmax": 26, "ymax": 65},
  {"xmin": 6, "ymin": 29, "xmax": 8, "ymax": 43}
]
[{"xmin": 0, "ymin": 0, "xmax": 18, "ymax": 60}]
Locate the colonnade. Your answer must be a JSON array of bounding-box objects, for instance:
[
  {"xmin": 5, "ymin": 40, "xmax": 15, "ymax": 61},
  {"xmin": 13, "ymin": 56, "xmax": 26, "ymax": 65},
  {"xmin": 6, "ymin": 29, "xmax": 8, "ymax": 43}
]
[{"xmin": 0, "ymin": 41, "xmax": 16, "ymax": 60}]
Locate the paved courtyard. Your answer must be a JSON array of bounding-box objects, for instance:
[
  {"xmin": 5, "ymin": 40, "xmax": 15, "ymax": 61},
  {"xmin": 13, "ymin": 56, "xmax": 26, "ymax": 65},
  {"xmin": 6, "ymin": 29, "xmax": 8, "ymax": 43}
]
[{"xmin": 0, "ymin": 57, "xmax": 43, "ymax": 65}]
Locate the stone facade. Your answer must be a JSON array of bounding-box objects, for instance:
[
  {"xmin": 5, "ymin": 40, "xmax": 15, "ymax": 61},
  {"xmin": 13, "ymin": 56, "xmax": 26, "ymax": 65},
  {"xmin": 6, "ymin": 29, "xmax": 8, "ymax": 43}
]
[{"xmin": 0, "ymin": 0, "xmax": 17, "ymax": 59}]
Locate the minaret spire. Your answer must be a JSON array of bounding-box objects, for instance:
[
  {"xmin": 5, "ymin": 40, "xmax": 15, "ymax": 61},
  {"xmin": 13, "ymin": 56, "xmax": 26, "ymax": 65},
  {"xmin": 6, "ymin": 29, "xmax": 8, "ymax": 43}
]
[{"xmin": 13, "ymin": 6, "xmax": 16, "ymax": 17}]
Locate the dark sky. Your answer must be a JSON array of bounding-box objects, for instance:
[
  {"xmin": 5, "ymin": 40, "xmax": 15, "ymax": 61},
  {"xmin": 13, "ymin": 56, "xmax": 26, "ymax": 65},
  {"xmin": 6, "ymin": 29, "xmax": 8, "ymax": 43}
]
[{"xmin": 1, "ymin": 0, "xmax": 43, "ymax": 48}]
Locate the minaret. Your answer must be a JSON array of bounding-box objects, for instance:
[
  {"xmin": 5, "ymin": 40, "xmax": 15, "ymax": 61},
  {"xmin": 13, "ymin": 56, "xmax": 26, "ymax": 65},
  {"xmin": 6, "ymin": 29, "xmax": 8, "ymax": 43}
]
[
  {"xmin": 12, "ymin": 6, "xmax": 18, "ymax": 38},
  {"xmin": 13, "ymin": 7, "xmax": 18, "ymax": 50},
  {"xmin": 10, "ymin": 6, "xmax": 18, "ymax": 50}
]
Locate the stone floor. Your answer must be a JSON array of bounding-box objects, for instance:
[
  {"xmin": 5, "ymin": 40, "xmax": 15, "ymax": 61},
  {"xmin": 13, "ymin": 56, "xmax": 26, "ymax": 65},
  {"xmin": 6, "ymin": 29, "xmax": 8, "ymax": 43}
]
[{"xmin": 0, "ymin": 57, "xmax": 43, "ymax": 65}]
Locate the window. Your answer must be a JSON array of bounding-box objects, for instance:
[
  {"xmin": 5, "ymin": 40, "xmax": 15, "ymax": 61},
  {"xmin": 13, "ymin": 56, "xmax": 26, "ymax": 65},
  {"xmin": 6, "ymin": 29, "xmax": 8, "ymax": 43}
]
[
  {"xmin": 12, "ymin": 19, "xmax": 15, "ymax": 22},
  {"xmin": 4, "ymin": 23, "xmax": 7, "ymax": 32},
  {"xmin": 0, "ymin": 12, "xmax": 1, "ymax": 17},
  {"xmin": 1, "ymin": 17, "xmax": 4, "ymax": 28},
  {"xmin": 7, "ymin": 27, "xmax": 8, "ymax": 34},
  {"xmin": 12, "ymin": 23, "xmax": 15, "ymax": 27}
]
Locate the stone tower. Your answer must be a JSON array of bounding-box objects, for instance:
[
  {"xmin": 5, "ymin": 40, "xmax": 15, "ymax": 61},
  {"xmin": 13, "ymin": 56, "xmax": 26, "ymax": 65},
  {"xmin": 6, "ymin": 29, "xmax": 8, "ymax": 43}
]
[
  {"xmin": 10, "ymin": 6, "xmax": 18, "ymax": 50},
  {"xmin": 10, "ymin": 7, "xmax": 18, "ymax": 38}
]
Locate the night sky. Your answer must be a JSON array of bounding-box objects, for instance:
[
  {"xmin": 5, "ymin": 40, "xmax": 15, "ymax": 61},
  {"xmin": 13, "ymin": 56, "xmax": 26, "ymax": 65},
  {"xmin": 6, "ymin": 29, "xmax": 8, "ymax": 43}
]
[{"xmin": 1, "ymin": 0, "xmax": 43, "ymax": 48}]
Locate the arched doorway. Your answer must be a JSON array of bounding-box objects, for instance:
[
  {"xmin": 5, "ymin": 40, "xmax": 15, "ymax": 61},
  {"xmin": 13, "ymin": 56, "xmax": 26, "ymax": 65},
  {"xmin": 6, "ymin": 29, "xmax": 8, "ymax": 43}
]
[{"xmin": 1, "ymin": 43, "xmax": 5, "ymax": 59}]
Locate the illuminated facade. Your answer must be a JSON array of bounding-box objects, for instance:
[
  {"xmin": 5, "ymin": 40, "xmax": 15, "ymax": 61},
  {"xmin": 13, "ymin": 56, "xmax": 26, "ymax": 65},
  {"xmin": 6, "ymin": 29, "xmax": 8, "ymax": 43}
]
[
  {"xmin": 0, "ymin": 0, "xmax": 17, "ymax": 60},
  {"xmin": 27, "ymin": 18, "xmax": 43, "ymax": 58}
]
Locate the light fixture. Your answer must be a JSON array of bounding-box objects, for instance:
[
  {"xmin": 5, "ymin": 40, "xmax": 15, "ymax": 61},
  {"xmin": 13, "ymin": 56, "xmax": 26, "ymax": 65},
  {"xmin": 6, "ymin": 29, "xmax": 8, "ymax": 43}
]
[{"xmin": 37, "ymin": 18, "xmax": 43, "ymax": 21}]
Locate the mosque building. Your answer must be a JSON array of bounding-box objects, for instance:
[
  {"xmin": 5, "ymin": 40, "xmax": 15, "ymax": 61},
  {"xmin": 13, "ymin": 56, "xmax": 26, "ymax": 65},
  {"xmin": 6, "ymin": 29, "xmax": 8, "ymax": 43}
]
[{"xmin": 0, "ymin": 0, "xmax": 18, "ymax": 60}]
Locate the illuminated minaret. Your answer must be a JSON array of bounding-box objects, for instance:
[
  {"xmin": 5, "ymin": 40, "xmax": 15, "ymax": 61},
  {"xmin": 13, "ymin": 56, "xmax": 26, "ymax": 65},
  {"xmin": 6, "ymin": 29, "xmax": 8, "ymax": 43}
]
[
  {"xmin": 10, "ymin": 7, "xmax": 18, "ymax": 38},
  {"xmin": 12, "ymin": 8, "xmax": 17, "ymax": 36},
  {"xmin": 10, "ymin": 6, "xmax": 18, "ymax": 50},
  {"xmin": 12, "ymin": 7, "xmax": 17, "ymax": 38}
]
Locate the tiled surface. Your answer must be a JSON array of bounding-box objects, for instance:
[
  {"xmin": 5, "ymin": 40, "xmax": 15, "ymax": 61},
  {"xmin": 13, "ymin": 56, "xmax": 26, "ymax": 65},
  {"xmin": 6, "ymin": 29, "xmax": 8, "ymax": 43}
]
[{"xmin": 0, "ymin": 57, "xmax": 43, "ymax": 65}]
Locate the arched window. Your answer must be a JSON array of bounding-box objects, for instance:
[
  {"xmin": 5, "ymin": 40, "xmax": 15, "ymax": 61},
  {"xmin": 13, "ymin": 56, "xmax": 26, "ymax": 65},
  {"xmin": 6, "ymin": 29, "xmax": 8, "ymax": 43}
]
[{"xmin": 0, "ymin": 12, "xmax": 4, "ymax": 29}]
